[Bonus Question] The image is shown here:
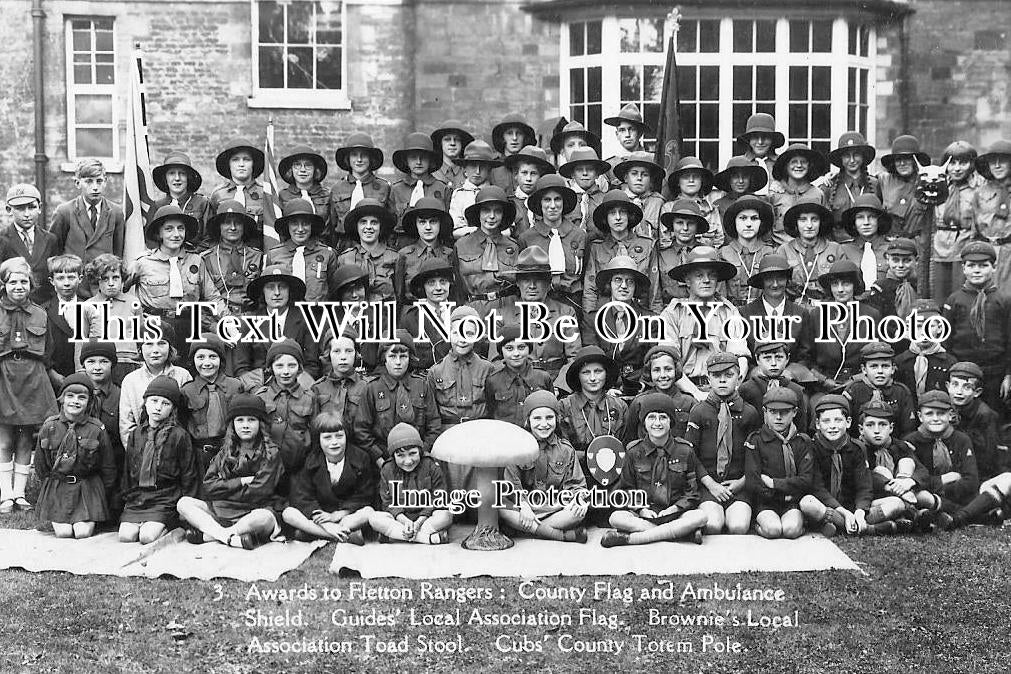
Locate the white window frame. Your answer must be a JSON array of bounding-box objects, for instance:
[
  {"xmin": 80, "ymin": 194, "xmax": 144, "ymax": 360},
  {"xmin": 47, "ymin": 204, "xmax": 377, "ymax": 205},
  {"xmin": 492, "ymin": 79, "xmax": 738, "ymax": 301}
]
[
  {"xmin": 561, "ymin": 15, "xmax": 876, "ymax": 168},
  {"xmin": 247, "ymin": 0, "xmax": 352, "ymax": 110},
  {"xmin": 64, "ymin": 16, "xmax": 119, "ymax": 166}
]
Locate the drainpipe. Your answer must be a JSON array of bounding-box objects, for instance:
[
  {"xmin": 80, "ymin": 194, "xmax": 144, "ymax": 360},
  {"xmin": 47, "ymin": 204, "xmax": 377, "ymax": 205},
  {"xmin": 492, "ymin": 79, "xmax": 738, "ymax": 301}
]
[
  {"xmin": 897, "ymin": 12, "xmax": 910, "ymax": 135},
  {"xmin": 32, "ymin": 0, "xmax": 48, "ymax": 222}
]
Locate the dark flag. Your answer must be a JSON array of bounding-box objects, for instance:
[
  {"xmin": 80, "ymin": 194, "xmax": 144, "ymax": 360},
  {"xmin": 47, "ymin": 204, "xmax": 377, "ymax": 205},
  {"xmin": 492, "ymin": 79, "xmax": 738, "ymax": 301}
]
[{"xmin": 654, "ymin": 29, "xmax": 683, "ymax": 198}]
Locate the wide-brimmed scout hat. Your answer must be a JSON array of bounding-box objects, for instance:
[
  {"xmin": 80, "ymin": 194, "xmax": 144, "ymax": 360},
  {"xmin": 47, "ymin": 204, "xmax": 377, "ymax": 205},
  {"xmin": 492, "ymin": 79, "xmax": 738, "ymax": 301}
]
[
  {"xmin": 828, "ymin": 131, "xmax": 876, "ymax": 168},
  {"xmin": 332, "ymin": 264, "xmax": 369, "ymax": 297},
  {"xmin": 771, "ymin": 144, "xmax": 830, "ymax": 182},
  {"xmin": 278, "ymin": 144, "xmax": 328, "ymax": 183},
  {"xmin": 747, "ymin": 254, "xmax": 792, "ymax": 288},
  {"xmin": 667, "ymin": 245, "xmax": 737, "ymax": 282},
  {"xmin": 941, "ymin": 140, "xmax": 977, "ymax": 164},
  {"xmin": 976, "ymin": 139, "xmax": 1011, "ymax": 180},
  {"xmin": 713, "ymin": 156, "xmax": 769, "ymax": 193},
  {"xmin": 604, "ymin": 102, "xmax": 653, "ymax": 134},
  {"xmin": 145, "ymin": 204, "xmax": 199, "ymax": 242},
  {"xmin": 550, "ymin": 120, "xmax": 601, "ymax": 157},
  {"xmin": 736, "ymin": 113, "xmax": 785, "ymax": 150},
  {"xmin": 334, "ymin": 133, "xmax": 384, "ymax": 172},
  {"xmin": 464, "ymin": 185, "xmax": 517, "ymax": 228},
  {"xmin": 458, "ymin": 140, "xmax": 503, "ymax": 168},
  {"xmin": 558, "ymin": 147, "xmax": 610, "ymax": 179},
  {"xmin": 659, "ymin": 198, "xmax": 709, "ymax": 233},
  {"xmin": 591, "ymin": 190, "xmax": 644, "ymax": 234},
  {"xmin": 401, "ymin": 197, "xmax": 454, "ymax": 243},
  {"xmin": 565, "ymin": 345, "xmax": 619, "ymax": 393},
  {"xmin": 153, "ymin": 152, "xmax": 203, "ymax": 194},
  {"xmin": 783, "ymin": 195, "xmax": 833, "ymax": 237},
  {"xmin": 666, "ymin": 156, "xmax": 714, "ymax": 196},
  {"xmin": 818, "ymin": 259, "xmax": 865, "ymax": 296},
  {"xmin": 430, "ymin": 120, "xmax": 475, "ymax": 149},
  {"xmin": 205, "ymin": 199, "xmax": 257, "ymax": 243},
  {"xmin": 504, "ymin": 245, "xmax": 552, "ymax": 280},
  {"xmin": 722, "ymin": 196, "xmax": 774, "ymax": 239},
  {"xmin": 215, "ymin": 137, "xmax": 265, "ymax": 180},
  {"xmin": 527, "ymin": 174, "xmax": 577, "ymax": 216},
  {"xmin": 595, "ymin": 254, "xmax": 650, "ymax": 296},
  {"xmin": 491, "ymin": 113, "xmax": 537, "ymax": 154},
  {"xmin": 842, "ymin": 194, "xmax": 893, "ymax": 237},
  {"xmin": 409, "ymin": 258, "xmax": 454, "ymax": 299},
  {"xmin": 614, "ymin": 151, "xmax": 665, "ymax": 189},
  {"xmin": 274, "ymin": 198, "xmax": 326, "ymax": 240},
  {"xmin": 343, "ymin": 198, "xmax": 397, "ymax": 241},
  {"xmin": 393, "ymin": 132, "xmax": 443, "ymax": 174},
  {"xmin": 247, "ymin": 264, "xmax": 307, "ymax": 304},
  {"xmin": 503, "ymin": 145, "xmax": 556, "ymax": 175},
  {"xmin": 880, "ymin": 135, "xmax": 931, "ymax": 174}
]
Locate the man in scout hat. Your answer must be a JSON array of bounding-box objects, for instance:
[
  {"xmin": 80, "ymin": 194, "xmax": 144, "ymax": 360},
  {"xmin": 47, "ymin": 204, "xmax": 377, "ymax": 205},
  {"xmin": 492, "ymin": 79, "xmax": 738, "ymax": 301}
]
[
  {"xmin": 396, "ymin": 197, "xmax": 454, "ymax": 304},
  {"xmin": 0, "ymin": 183, "xmax": 59, "ymax": 301},
  {"xmin": 491, "ymin": 113, "xmax": 538, "ymax": 193},
  {"xmin": 400, "ymin": 257, "xmax": 456, "ymax": 372},
  {"xmin": 947, "ymin": 361, "xmax": 1007, "ymax": 482},
  {"xmin": 687, "ymin": 350, "xmax": 762, "ymax": 535},
  {"xmin": 265, "ymin": 198, "xmax": 340, "ymax": 302},
  {"xmin": 209, "ymin": 137, "xmax": 271, "ymax": 248},
  {"xmin": 431, "ymin": 120, "xmax": 475, "ymax": 190},
  {"xmin": 878, "ymin": 135, "xmax": 932, "ymax": 240},
  {"xmin": 736, "ymin": 113, "xmax": 786, "ymax": 191},
  {"xmin": 337, "ymin": 198, "xmax": 400, "ymax": 302},
  {"xmin": 277, "ymin": 144, "xmax": 331, "ymax": 226},
  {"xmin": 558, "ymin": 147, "xmax": 610, "ymax": 229},
  {"xmin": 739, "ymin": 254, "xmax": 815, "ymax": 365},
  {"xmin": 490, "ymin": 245, "xmax": 581, "ymax": 380},
  {"xmin": 150, "ymin": 152, "xmax": 211, "ymax": 251},
  {"xmin": 843, "ymin": 342, "xmax": 917, "ymax": 438},
  {"xmin": 390, "ymin": 132, "xmax": 449, "ymax": 231},
  {"xmin": 328, "ymin": 133, "xmax": 390, "ymax": 246},
  {"xmin": 519, "ymin": 174, "xmax": 585, "ymax": 312},
  {"xmin": 659, "ymin": 246, "xmax": 749, "ymax": 402},
  {"xmin": 504, "ymin": 145, "xmax": 556, "ymax": 238},
  {"xmin": 201, "ymin": 200, "xmax": 263, "ymax": 315},
  {"xmin": 449, "ymin": 140, "xmax": 504, "ymax": 233},
  {"xmin": 603, "ymin": 103, "xmax": 652, "ymax": 183}
]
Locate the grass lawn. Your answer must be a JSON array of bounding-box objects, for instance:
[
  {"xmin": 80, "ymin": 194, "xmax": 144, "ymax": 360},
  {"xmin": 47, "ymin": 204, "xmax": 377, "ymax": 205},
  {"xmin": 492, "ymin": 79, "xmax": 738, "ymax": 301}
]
[{"xmin": 2, "ymin": 507, "xmax": 1010, "ymax": 674}]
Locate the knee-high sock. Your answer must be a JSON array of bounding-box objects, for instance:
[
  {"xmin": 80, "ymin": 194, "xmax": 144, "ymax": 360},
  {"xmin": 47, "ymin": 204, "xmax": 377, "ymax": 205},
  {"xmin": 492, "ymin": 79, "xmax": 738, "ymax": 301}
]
[
  {"xmin": 0, "ymin": 462, "xmax": 13, "ymax": 501},
  {"xmin": 12, "ymin": 463, "xmax": 30, "ymax": 499},
  {"xmin": 955, "ymin": 491, "xmax": 1001, "ymax": 524}
]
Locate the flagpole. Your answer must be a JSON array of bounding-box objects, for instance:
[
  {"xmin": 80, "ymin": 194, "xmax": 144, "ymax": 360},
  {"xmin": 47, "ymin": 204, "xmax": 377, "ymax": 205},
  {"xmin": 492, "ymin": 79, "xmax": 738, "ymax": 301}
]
[
  {"xmin": 123, "ymin": 43, "xmax": 155, "ymax": 264},
  {"xmin": 262, "ymin": 118, "xmax": 282, "ymax": 248}
]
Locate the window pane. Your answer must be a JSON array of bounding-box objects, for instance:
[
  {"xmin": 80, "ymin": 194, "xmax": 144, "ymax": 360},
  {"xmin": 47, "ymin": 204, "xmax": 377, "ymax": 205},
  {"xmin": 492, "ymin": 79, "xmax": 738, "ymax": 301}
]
[
  {"xmin": 644, "ymin": 65, "xmax": 663, "ymax": 101},
  {"xmin": 287, "ymin": 46, "xmax": 314, "ymax": 88},
  {"xmin": 682, "ymin": 141, "xmax": 697, "ymax": 158},
  {"xmin": 699, "ymin": 20, "xmax": 719, "ymax": 52},
  {"xmin": 812, "ymin": 66, "xmax": 831, "ymax": 99},
  {"xmin": 586, "ymin": 20, "xmax": 602, "ymax": 54},
  {"xmin": 812, "ymin": 20, "xmax": 832, "ymax": 52},
  {"xmin": 317, "ymin": 46, "xmax": 342, "ymax": 89},
  {"xmin": 848, "ymin": 105, "xmax": 856, "ymax": 129},
  {"xmin": 732, "ymin": 104, "xmax": 752, "ymax": 133},
  {"xmin": 733, "ymin": 66, "xmax": 751, "ymax": 100},
  {"xmin": 619, "ymin": 18, "xmax": 639, "ymax": 53},
  {"xmin": 848, "ymin": 24, "xmax": 857, "ymax": 55},
  {"xmin": 259, "ymin": 1, "xmax": 283, "ymax": 43},
  {"xmin": 569, "ymin": 22, "xmax": 584, "ymax": 56},
  {"xmin": 812, "ymin": 104, "xmax": 831, "ymax": 137},
  {"xmin": 588, "ymin": 66, "xmax": 602, "ymax": 103},
  {"xmin": 681, "ymin": 104, "xmax": 697, "ymax": 139},
  {"xmin": 642, "ymin": 18, "xmax": 664, "ymax": 52},
  {"xmin": 699, "ymin": 142, "xmax": 720, "ymax": 171},
  {"xmin": 789, "ymin": 66, "xmax": 807, "ymax": 100},
  {"xmin": 757, "ymin": 102, "xmax": 775, "ymax": 117},
  {"xmin": 73, "ymin": 29, "xmax": 92, "ymax": 52},
  {"xmin": 71, "ymin": 19, "xmax": 91, "ymax": 31},
  {"xmin": 76, "ymin": 128, "xmax": 113, "ymax": 158},
  {"xmin": 789, "ymin": 20, "xmax": 808, "ymax": 53},
  {"xmin": 96, "ymin": 65, "xmax": 114, "ymax": 85},
  {"xmin": 570, "ymin": 106, "xmax": 585, "ymax": 125},
  {"xmin": 678, "ymin": 20, "xmax": 698, "ymax": 52},
  {"xmin": 860, "ymin": 69, "xmax": 868, "ymax": 102},
  {"xmin": 756, "ymin": 67, "xmax": 775, "ymax": 99},
  {"xmin": 73, "ymin": 65, "xmax": 92, "ymax": 85},
  {"xmin": 96, "ymin": 30, "xmax": 113, "ymax": 53},
  {"xmin": 94, "ymin": 17, "xmax": 113, "ymax": 30},
  {"xmin": 587, "ymin": 104, "xmax": 602, "ymax": 139},
  {"xmin": 860, "ymin": 26, "xmax": 869, "ymax": 56},
  {"xmin": 813, "ymin": 140, "xmax": 831, "ymax": 156},
  {"xmin": 848, "ymin": 67, "xmax": 857, "ymax": 101},
  {"xmin": 316, "ymin": 4, "xmax": 343, "ymax": 44},
  {"xmin": 789, "ymin": 104, "xmax": 807, "ymax": 137},
  {"xmin": 699, "ymin": 104, "xmax": 719, "ymax": 137},
  {"xmin": 643, "ymin": 103, "xmax": 660, "ymax": 131},
  {"xmin": 258, "ymin": 46, "xmax": 284, "ymax": 88},
  {"xmin": 287, "ymin": 3, "xmax": 312, "ymax": 44},
  {"xmin": 699, "ymin": 66, "xmax": 719, "ymax": 101},
  {"xmin": 680, "ymin": 66, "xmax": 697, "ymax": 100},
  {"xmin": 570, "ymin": 68, "xmax": 584, "ymax": 103},
  {"xmin": 756, "ymin": 20, "xmax": 775, "ymax": 52},
  {"xmin": 733, "ymin": 20, "xmax": 752, "ymax": 52},
  {"xmin": 620, "ymin": 65, "xmax": 640, "ymax": 101},
  {"xmin": 75, "ymin": 94, "xmax": 112, "ymax": 124}
]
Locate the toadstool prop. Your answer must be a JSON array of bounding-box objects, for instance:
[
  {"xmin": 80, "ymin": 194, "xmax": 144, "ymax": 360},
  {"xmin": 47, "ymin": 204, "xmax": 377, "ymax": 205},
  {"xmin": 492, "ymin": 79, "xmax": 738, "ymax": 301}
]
[{"xmin": 431, "ymin": 419, "xmax": 539, "ymax": 551}]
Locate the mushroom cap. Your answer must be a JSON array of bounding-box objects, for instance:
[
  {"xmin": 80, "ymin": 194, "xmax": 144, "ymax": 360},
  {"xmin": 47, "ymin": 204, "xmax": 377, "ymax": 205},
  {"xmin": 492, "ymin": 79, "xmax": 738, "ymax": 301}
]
[{"xmin": 431, "ymin": 419, "xmax": 539, "ymax": 467}]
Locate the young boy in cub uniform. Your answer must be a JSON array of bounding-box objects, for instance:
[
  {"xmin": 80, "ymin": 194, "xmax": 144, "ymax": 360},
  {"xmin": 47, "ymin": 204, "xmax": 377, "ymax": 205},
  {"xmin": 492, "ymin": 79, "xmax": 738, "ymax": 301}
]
[
  {"xmin": 947, "ymin": 361, "xmax": 1007, "ymax": 482},
  {"xmin": 894, "ymin": 300, "xmax": 956, "ymax": 402},
  {"xmin": 843, "ymin": 342, "xmax": 917, "ymax": 438},
  {"xmin": 858, "ymin": 400, "xmax": 926, "ymax": 533},
  {"xmin": 50, "ymin": 158, "xmax": 126, "ymax": 268},
  {"xmin": 1, "ymin": 184, "xmax": 59, "ymax": 302},
  {"xmin": 739, "ymin": 342, "xmax": 810, "ymax": 433}
]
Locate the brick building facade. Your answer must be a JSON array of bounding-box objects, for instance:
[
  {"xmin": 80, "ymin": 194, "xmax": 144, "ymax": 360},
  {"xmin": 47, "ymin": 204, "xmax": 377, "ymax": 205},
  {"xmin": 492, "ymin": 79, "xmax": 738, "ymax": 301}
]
[{"xmin": 0, "ymin": 0, "xmax": 1008, "ymax": 218}]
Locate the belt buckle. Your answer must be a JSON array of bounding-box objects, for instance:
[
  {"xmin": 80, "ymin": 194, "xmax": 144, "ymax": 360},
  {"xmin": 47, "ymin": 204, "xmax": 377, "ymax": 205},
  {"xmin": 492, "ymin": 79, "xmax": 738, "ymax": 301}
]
[
  {"xmin": 65, "ymin": 475, "xmax": 77, "ymax": 484},
  {"xmin": 488, "ymin": 291, "xmax": 497, "ymax": 301},
  {"xmin": 459, "ymin": 416, "xmax": 471, "ymax": 423}
]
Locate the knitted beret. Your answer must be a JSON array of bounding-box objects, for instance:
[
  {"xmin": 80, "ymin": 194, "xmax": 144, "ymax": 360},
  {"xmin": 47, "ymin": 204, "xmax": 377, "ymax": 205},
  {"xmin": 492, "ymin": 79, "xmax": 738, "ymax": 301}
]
[
  {"xmin": 143, "ymin": 375, "xmax": 182, "ymax": 406},
  {"xmin": 522, "ymin": 390, "xmax": 560, "ymax": 415},
  {"xmin": 79, "ymin": 340, "xmax": 118, "ymax": 366},
  {"xmin": 226, "ymin": 393, "xmax": 269, "ymax": 425},
  {"xmin": 388, "ymin": 422, "xmax": 423, "ymax": 453},
  {"xmin": 60, "ymin": 371, "xmax": 95, "ymax": 396},
  {"xmin": 265, "ymin": 338, "xmax": 304, "ymax": 367}
]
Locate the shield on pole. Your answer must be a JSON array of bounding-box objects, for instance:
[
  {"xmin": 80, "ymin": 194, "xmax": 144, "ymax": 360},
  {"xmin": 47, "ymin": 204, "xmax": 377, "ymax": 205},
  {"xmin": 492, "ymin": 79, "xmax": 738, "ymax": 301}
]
[{"xmin": 586, "ymin": 435, "xmax": 626, "ymax": 487}]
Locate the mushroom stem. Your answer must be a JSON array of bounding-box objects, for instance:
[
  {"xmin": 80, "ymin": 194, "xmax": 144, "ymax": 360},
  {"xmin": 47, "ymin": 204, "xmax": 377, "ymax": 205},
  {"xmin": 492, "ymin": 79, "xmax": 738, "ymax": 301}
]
[{"xmin": 461, "ymin": 467, "xmax": 514, "ymax": 551}]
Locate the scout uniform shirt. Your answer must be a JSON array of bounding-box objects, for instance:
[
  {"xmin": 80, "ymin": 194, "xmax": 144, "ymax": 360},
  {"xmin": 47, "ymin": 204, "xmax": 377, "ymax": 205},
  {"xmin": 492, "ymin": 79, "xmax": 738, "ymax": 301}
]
[
  {"xmin": 202, "ymin": 242, "xmax": 263, "ymax": 313},
  {"xmin": 508, "ymin": 189, "xmax": 536, "ymax": 240},
  {"xmin": 396, "ymin": 242, "xmax": 452, "ymax": 304},
  {"xmin": 353, "ymin": 370, "xmax": 442, "ymax": 462},
  {"xmin": 843, "ymin": 377, "xmax": 917, "ymax": 437},
  {"xmin": 616, "ymin": 435, "xmax": 702, "ymax": 513},
  {"xmin": 941, "ymin": 288, "xmax": 1011, "ymax": 379},
  {"xmin": 209, "ymin": 180, "xmax": 271, "ymax": 245},
  {"xmin": 503, "ymin": 435, "xmax": 587, "ymax": 516},
  {"xmin": 582, "ymin": 234, "xmax": 658, "ymax": 315},
  {"xmin": 266, "ymin": 238, "xmax": 340, "ymax": 302},
  {"xmin": 568, "ymin": 182, "xmax": 606, "ymax": 231},
  {"xmin": 719, "ymin": 240, "xmax": 775, "ymax": 306},
  {"xmin": 34, "ymin": 412, "xmax": 117, "ymax": 522},
  {"xmin": 809, "ymin": 434, "xmax": 873, "ymax": 512},
  {"xmin": 954, "ymin": 398, "xmax": 1007, "ymax": 480},
  {"xmin": 767, "ymin": 181, "xmax": 825, "ymax": 237},
  {"xmin": 427, "ymin": 351, "xmax": 493, "ymax": 425},
  {"xmin": 278, "ymin": 183, "xmax": 331, "ymax": 231},
  {"xmin": 685, "ymin": 393, "xmax": 761, "ymax": 486},
  {"xmin": 742, "ymin": 151, "xmax": 775, "ymax": 196},
  {"xmin": 972, "ymin": 178, "xmax": 1011, "ymax": 289},
  {"xmin": 559, "ymin": 392, "xmax": 628, "ymax": 457},
  {"xmin": 130, "ymin": 249, "xmax": 224, "ymax": 314},
  {"xmin": 311, "ymin": 372, "xmax": 367, "ymax": 429},
  {"xmin": 453, "ymin": 231, "xmax": 518, "ymax": 307},
  {"xmin": 862, "ymin": 436, "xmax": 930, "ymax": 496},
  {"xmin": 483, "ymin": 361, "xmax": 553, "ymax": 427},
  {"xmin": 491, "ymin": 295, "xmax": 582, "ymax": 378},
  {"xmin": 590, "ymin": 301, "xmax": 657, "ymax": 394},
  {"xmin": 490, "ymin": 165, "xmax": 516, "ymax": 194},
  {"xmin": 379, "ymin": 456, "xmax": 447, "ymax": 519},
  {"xmin": 390, "ymin": 175, "xmax": 450, "ymax": 224},
  {"xmin": 893, "ymin": 348, "xmax": 956, "ymax": 401},
  {"xmin": 434, "ymin": 159, "xmax": 466, "ymax": 191},
  {"xmin": 879, "ymin": 173, "xmax": 926, "ymax": 238},
  {"xmin": 841, "ymin": 233, "xmax": 891, "ymax": 286},
  {"xmin": 149, "ymin": 193, "xmax": 212, "ymax": 250},
  {"xmin": 329, "ymin": 173, "xmax": 392, "ymax": 242},
  {"xmin": 629, "ymin": 190, "xmax": 667, "ymax": 239},
  {"xmin": 519, "ymin": 218, "xmax": 586, "ymax": 299},
  {"xmin": 399, "ymin": 302, "xmax": 452, "ymax": 373},
  {"xmin": 809, "ymin": 302, "xmax": 882, "ymax": 385},
  {"xmin": 775, "ymin": 237, "xmax": 846, "ymax": 304},
  {"xmin": 623, "ymin": 389, "xmax": 696, "ymax": 445},
  {"xmin": 255, "ymin": 379, "xmax": 316, "ymax": 477},
  {"xmin": 903, "ymin": 427, "xmax": 978, "ymax": 504},
  {"xmin": 738, "ymin": 374, "xmax": 810, "ymax": 432},
  {"xmin": 656, "ymin": 240, "xmax": 698, "ymax": 304},
  {"xmin": 933, "ymin": 172, "xmax": 984, "ymax": 264},
  {"xmin": 181, "ymin": 373, "xmax": 243, "ymax": 442},
  {"xmin": 336, "ymin": 242, "xmax": 399, "ymax": 302},
  {"xmin": 659, "ymin": 297, "xmax": 750, "ymax": 382},
  {"xmin": 744, "ymin": 425, "xmax": 815, "ymax": 508}
]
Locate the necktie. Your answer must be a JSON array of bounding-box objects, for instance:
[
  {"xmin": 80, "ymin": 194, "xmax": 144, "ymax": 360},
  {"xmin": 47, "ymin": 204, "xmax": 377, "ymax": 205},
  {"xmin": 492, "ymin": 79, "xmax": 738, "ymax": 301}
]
[
  {"xmin": 781, "ymin": 433, "xmax": 797, "ymax": 477},
  {"xmin": 932, "ymin": 436, "xmax": 952, "ymax": 473},
  {"xmin": 581, "ymin": 192, "xmax": 589, "ymax": 223},
  {"xmin": 170, "ymin": 198, "xmax": 180, "ymax": 208},
  {"xmin": 234, "ymin": 185, "xmax": 246, "ymax": 207},
  {"xmin": 206, "ymin": 382, "xmax": 225, "ymax": 437},
  {"xmin": 300, "ymin": 189, "xmax": 316, "ymax": 213},
  {"xmin": 292, "ymin": 246, "xmax": 307, "ymax": 281},
  {"xmin": 394, "ymin": 383, "xmax": 414, "ymax": 423},
  {"xmin": 94, "ymin": 389, "xmax": 105, "ymax": 417},
  {"xmin": 914, "ymin": 354, "xmax": 929, "ymax": 396},
  {"xmin": 830, "ymin": 450, "xmax": 843, "ymax": 498},
  {"xmin": 351, "ymin": 180, "xmax": 365, "ymax": 208},
  {"xmin": 21, "ymin": 231, "xmax": 32, "ymax": 255},
  {"xmin": 616, "ymin": 241, "xmax": 628, "ymax": 257},
  {"xmin": 455, "ymin": 357, "xmax": 473, "ymax": 410},
  {"xmin": 716, "ymin": 401, "xmax": 732, "ymax": 478},
  {"xmin": 768, "ymin": 378, "xmax": 780, "ymax": 389},
  {"xmin": 875, "ymin": 447, "xmax": 895, "ymax": 476},
  {"xmin": 548, "ymin": 228, "xmax": 566, "ymax": 273},
  {"xmin": 88, "ymin": 205, "xmax": 98, "ymax": 230},
  {"xmin": 614, "ymin": 310, "xmax": 628, "ymax": 338},
  {"xmin": 410, "ymin": 179, "xmax": 426, "ymax": 207},
  {"xmin": 481, "ymin": 238, "xmax": 499, "ymax": 272},
  {"xmin": 860, "ymin": 242, "xmax": 877, "ymax": 288},
  {"xmin": 168, "ymin": 257, "xmax": 185, "ymax": 298},
  {"xmin": 869, "ymin": 387, "xmax": 884, "ymax": 405}
]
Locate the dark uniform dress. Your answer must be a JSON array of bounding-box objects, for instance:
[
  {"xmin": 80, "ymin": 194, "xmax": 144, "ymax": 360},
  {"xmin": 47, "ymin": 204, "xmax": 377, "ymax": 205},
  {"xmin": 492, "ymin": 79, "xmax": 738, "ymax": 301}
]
[
  {"xmin": 744, "ymin": 425, "xmax": 815, "ymax": 514},
  {"xmin": 353, "ymin": 371, "xmax": 442, "ymax": 462},
  {"xmin": 452, "ymin": 231, "xmax": 518, "ymax": 315},
  {"xmin": 34, "ymin": 413, "xmax": 116, "ymax": 523},
  {"xmin": 121, "ymin": 422, "xmax": 201, "ymax": 525},
  {"xmin": 202, "ymin": 243, "xmax": 264, "ymax": 314},
  {"xmin": 685, "ymin": 393, "xmax": 761, "ymax": 502},
  {"xmin": 0, "ymin": 298, "xmax": 58, "ymax": 425},
  {"xmin": 311, "ymin": 372, "xmax": 367, "ymax": 430},
  {"xmin": 209, "ymin": 180, "xmax": 272, "ymax": 249},
  {"xmin": 255, "ymin": 380, "xmax": 316, "ymax": 483},
  {"xmin": 337, "ymin": 243, "xmax": 399, "ymax": 302},
  {"xmin": 328, "ymin": 173, "xmax": 392, "ymax": 246},
  {"xmin": 379, "ymin": 456, "xmax": 448, "ymax": 521},
  {"xmin": 266, "ymin": 239, "xmax": 341, "ymax": 302},
  {"xmin": 484, "ymin": 362, "xmax": 553, "ymax": 427},
  {"xmin": 149, "ymin": 193, "xmax": 213, "ymax": 250},
  {"xmin": 182, "ymin": 373, "xmax": 243, "ymax": 476},
  {"xmin": 582, "ymin": 235, "xmax": 659, "ymax": 314},
  {"xmin": 278, "ymin": 183, "xmax": 331, "ymax": 232},
  {"xmin": 289, "ymin": 444, "xmax": 377, "ymax": 517},
  {"xmin": 202, "ymin": 437, "xmax": 285, "ymax": 526},
  {"xmin": 503, "ymin": 435, "xmax": 587, "ymax": 517},
  {"xmin": 559, "ymin": 392, "xmax": 628, "ymax": 462},
  {"xmin": 396, "ymin": 242, "xmax": 452, "ymax": 304},
  {"xmin": 623, "ymin": 388, "xmax": 696, "ymax": 444},
  {"xmin": 615, "ymin": 435, "xmax": 702, "ymax": 516},
  {"xmin": 893, "ymin": 349, "xmax": 956, "ymax": 404}
]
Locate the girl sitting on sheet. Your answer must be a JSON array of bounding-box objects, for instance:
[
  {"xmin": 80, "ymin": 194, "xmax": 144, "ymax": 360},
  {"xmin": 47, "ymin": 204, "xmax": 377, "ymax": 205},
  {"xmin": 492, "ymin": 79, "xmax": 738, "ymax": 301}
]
[{"xmin": 176, "ymin": 394, "xmax": 285, "ymax": 549}]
